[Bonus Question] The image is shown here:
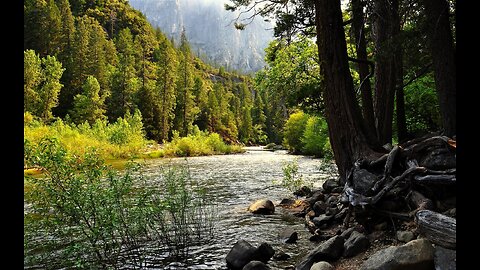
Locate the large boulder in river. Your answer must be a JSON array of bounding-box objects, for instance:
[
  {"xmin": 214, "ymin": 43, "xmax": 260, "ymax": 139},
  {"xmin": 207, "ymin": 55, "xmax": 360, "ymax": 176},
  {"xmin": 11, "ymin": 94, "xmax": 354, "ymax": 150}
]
[
  {"xmin": 226, "ymin": 240, "xmax": 275, "ymax": 269},
  {"xmin": 226, "ymin": 240, "xmax": 257, "ymax": 269},
  {"xmin": 248, "ymin": 199, "xmax": 275, "ymax": 214},
  {"xmin": 360, "ymin": 238, "xmax": 435, "ymax": 270}
]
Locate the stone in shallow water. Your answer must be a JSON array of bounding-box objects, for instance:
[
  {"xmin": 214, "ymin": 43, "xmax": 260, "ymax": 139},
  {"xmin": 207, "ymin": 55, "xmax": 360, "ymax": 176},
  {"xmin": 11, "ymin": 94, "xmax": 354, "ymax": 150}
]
[
  {"xmin": 248, "ymin": 199, "xmax": 275, "ymax": 214},
  {"xmin": 242, "ymin": 260, "xmax": 271, "ymax": 270},
  {"xmin": 226, "ymin": 240, "xmax": 257, "ymax": 270},
  {"xmin": 310, "ymin": 261, "xmax": 334, "ymax": 270}
]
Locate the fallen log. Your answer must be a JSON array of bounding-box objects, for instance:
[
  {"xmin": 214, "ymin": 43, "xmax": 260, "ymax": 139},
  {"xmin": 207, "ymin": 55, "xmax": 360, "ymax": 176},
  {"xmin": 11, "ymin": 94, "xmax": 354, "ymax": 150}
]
[{"xmin": 416, "ymin": 210, "xmax": 456, "ymax": 249}]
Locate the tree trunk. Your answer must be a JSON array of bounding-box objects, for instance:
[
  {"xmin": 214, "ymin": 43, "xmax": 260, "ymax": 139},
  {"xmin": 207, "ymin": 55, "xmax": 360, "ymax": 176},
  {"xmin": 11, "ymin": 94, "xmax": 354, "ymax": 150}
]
[
  {"xmin": 422, "ymin": 0, "xmax": 456, "ymax": 137},
  {"xmin": 373, "ymin": 0, "xmax": 399, "ymax": 145},
  {"xmin": 314, "ymin": 0, "xmax": 384, "ymax": 182},
  {"xmin": 351, "ymin": 0, "xmax": 377, "ymax": 142}
]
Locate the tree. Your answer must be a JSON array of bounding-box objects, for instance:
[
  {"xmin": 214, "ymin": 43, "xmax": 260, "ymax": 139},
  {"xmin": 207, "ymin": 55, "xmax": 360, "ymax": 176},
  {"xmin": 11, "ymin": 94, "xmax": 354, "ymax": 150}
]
[
  {"xmin": 421, "ymin": 0, "xmax": 456, "ymax": 137},
  {"xmin": 70, "ymin": 76, "xmax": 106, "ymax": 124},
  {"xmin": 37, "ymin": 55, "xmax": 65, "ymax": 121},
  {"xmin": 174, "ymin": 28, "xmax": 198, "ymax": 137},
  {"xmin": 153, "ymin": 31, "xmax": 178, "ymax": 141},
  {"xmin": 24, "ymin": 50, "xmax": 43, "ymax": 114},
  {"xmin": 24, "ymin": 50, "xmax": 65, "ymax": 122},
  {"xmin": 108, "ymin": 28, "xmax": 139, "ymax": 121}
]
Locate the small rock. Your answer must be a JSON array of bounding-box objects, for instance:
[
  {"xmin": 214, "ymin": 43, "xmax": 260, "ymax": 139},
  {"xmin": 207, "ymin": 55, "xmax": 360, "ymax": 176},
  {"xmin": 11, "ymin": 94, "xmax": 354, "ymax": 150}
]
[
  {"xmin": 312, "ymin": 214, "xmax": 334, "ymax": 227},
  {"xmin": 310, "ymin": 261, "xmax": 334, "ymax": 270},
  {"xmin": 279, "ymin": 228, "xmax": 298, "ymax": 244},
  {"xmin": 322, "ymin": 179, "xmax": 339, "ymax": 193},
  {"xmin": 242, "ymin": 260, "xmax": 271, "ymax": 270},
  {"xmin": 360, "ymin": 238, "xmax": 435, "ymax": 270},
  {"xmin": 326, "ymin": 195, "xmax": 338, "ymax": 206},
  {"xmin": 397, "ymin": 230, "xmax": 415, "ymax": 243},
  {"xmin": 343, "ymin": 231, "xmax": 370, "ymax": 257},
  {"xmin": 295, "ymin": 235, "xmax": 344, "ymax": 270},
  {"xmin": 434, "ymin": 246, "xmax": 456, "ymax": 270},
  {"xmin": 294, "ymin": 186, "xmax": 312, "ymax": 197},
  {"xmin": 255, "ymin": 242, "xmax": 275, "ymax": 263},
  {"xmin": 306, "ymin": 189, "xmax": 325, "ymax": 205},
  {"xmin": 248, "ymin": 199, "xmax": 275, "ymax": 215},
  {"xmin": 273, "ymin": 251, "xmax": 290, "ymax": 261},
  {"xmin": 313, "ymin": 201, "xmax": 328, "ymax": 216}
]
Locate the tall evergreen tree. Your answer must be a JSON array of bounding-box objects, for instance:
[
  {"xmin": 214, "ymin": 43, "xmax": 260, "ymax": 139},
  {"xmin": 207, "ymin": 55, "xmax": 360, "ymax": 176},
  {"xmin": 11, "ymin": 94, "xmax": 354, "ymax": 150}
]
[{"xmin": 174, "ymin": 28, "xmax": 198, "ymax": 136}]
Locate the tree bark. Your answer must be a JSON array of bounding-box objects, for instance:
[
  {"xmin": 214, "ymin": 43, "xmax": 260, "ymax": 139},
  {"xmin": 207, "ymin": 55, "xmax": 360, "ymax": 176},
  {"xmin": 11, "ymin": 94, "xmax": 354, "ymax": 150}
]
[
  {"xmin": 351, "ymin": 0, "xmax": 377, "ymax": 142},
  {"xmin": 422, "ymin": 0, "xmax": 456, "ymax": 137},
  {"xmin": 314, "ymin": 0, "xmax": 384, "ymax": 182},
  {"xmin": 373, "ymin": 0, "xmax": 399, "ymax": 145}
]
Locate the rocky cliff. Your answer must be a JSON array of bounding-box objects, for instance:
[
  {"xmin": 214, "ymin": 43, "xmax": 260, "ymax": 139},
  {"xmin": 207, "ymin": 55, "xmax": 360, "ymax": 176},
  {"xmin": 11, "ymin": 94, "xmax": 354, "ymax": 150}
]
[{"xmin": 128, "ymin": 0, "xmax": 274, "ymax": 73}]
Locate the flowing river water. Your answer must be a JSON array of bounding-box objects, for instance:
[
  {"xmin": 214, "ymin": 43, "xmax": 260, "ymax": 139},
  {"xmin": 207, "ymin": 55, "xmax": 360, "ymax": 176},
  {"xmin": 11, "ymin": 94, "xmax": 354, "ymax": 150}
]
[
  {"xmin": 137, "ymin": 147, "xmax": 337, "ymax": 269},
  {"xmin": 25, "ymin": 147, "xmax": 338, "ymax": 269}
]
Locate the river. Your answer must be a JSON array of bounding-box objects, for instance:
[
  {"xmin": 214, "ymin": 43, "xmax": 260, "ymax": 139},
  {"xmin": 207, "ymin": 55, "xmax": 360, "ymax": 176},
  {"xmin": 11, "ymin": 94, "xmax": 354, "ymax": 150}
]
[
  {"xmin": 136, "ymin": 147, "xmax": 337, "ymax": 269},
  {"xmin": 24, "ymin": 147, "xmax": 338, "ymax": 269}
]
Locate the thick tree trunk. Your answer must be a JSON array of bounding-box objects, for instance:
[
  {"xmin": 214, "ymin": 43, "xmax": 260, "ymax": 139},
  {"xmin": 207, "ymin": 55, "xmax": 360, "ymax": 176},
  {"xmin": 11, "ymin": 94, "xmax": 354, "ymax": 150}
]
[
  {"xmin": 422, "ymin": 0, "xmax": 456, "ymax": 137},
  {"xmin": 351, "ymin": 0, "xmax": 376, "ymax": 142},
  {"xmin": 373, "ymin": 0, "xmax": 399, "ymax": 145},
  {"xmin": 314, "ymin": 0, "xmax": 384, "ymax": 182}
]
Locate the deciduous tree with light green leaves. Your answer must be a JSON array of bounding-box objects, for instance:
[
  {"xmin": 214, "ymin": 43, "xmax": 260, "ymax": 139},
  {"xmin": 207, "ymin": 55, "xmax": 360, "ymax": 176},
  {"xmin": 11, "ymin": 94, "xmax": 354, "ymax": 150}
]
[
  {"xmin": 24, "ymin": 49, "xmax": 65, "ymax": 122},
  {"xmin": 71, "ymin": 76, "xmax": 106, "ymax": 125}
]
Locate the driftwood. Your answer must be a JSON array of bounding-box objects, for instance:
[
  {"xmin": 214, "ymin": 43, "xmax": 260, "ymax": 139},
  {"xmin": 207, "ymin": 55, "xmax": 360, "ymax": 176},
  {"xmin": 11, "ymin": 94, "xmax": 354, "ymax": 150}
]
[{"xmin": 416, "ymin": 209, "xmax": 456, "ymax": 249}]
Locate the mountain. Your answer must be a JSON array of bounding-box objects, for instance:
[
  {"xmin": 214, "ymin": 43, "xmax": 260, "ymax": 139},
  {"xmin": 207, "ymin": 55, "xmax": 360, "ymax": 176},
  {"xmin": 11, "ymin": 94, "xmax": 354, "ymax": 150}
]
[{"xmin": 128, "ymin": 0, "xmax": 274, "ymax": 73}]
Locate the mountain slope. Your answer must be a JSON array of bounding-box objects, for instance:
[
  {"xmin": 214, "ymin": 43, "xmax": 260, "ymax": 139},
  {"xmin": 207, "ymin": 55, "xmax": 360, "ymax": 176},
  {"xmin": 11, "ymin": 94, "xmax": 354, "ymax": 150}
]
[{"xmin": 128, "ymin": 0, "xmax": 274, "ymax": 73}]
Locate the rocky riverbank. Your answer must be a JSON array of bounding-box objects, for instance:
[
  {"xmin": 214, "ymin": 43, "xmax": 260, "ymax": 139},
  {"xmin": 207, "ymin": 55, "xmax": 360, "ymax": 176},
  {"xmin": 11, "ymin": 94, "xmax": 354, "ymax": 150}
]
[{"xmin": 226, "ymin": 134, "xmax": 456, "ymax": 270}]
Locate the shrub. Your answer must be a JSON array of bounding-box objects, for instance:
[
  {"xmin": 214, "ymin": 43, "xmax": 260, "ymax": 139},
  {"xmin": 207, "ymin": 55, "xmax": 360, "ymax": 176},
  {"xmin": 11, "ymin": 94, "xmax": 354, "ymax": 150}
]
[
  {"xmin": 283, "ymin": 111, "xmax": 309, "ymax": 153},
  {"xmin": 301, "ymin": 115, "xmax": 329, "ymax": 157}
]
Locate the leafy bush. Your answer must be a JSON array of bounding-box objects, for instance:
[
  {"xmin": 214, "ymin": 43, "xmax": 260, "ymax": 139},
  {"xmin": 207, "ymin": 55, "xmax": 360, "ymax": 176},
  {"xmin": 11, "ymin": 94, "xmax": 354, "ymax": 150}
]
[
  {"xmin": 283, "ymin": 111, "xmax": 309, "ymax": 153},
  {"xmin": 24, "ymin": 109, "xmax": 148, "ymax": 159},
  {"xmin": 301, "ymin": 115, "xmax": 329, "ymax": 157},
  {"xmin": 24, "ymin": 138, "xmax": 218, "ymax": 268}
]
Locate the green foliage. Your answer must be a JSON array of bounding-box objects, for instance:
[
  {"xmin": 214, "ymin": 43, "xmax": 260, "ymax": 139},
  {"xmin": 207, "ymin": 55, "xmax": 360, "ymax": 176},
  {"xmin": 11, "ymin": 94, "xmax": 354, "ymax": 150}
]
[
  {"xmin": 24, "ymin": 50, "xmax": 65, "ymax": 122},
  {"xmin": 24, "ymin": 138, "xmax": 218, "ymax": 268},
  {"xmin": 301, "ymin": 115, "xmax": 331, "ymax": 157},
  {"xmin": 24, "ymin": 137, "xmax": 151, "ymax": 268},
  {"xmin": 283, "ymin": 111, "xmax": 309, "ymax": 153},
  {"xmin": 280, "ymin": 159, "xmax": 310, "ymax": 194},
  {"xmin": 158, "ymin": 129, "xmax": 244, "ymax": 157},
  {"xmin": 70, "ymin": 76, "xmax": 107, "ymax": 124},
  {"xmin": 24, "ymin": 109, "xmax": 148, "ymax": 160},
  {"xmin": 403, "ymin": 73, "xmax": 441, "ymax": 135}
]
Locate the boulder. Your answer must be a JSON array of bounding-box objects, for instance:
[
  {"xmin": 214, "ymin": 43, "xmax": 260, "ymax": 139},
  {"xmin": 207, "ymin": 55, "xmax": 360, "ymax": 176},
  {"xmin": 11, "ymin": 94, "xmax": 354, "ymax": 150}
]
[
  {"xmin": 343, "ymin": 231, "xmax": 370, "ymax": 257},
  {"xmin": 306, "ymin": 189, "xmax": 325, "ymax": 205},
  {"xmin": 310, "ymin": 261, "xmax": 334, "ymax": 270},
  {"xmin": 312, "ymin": 214, "xmax": 334, "ymax": 228},
  {"xmin": 255, "ymin": 242, "xmax": 275, "ymax": 263},
  {"xmin": 322, "ymin": 179, "xmax": 339, "ymax": 193},
  {"xmin": 226, "ymin": 240, "xmax": 275, "ymax": 269},
  {"xmin": 226, "ymin": 240, "xmax": 257, "ymax": 270},
  {"xmin": 352, "ymin": 168, "xmax": 378, "ymax": 196},
  {"xmin": 248, "ymin": 199, "xmax": 275, "ymax": 215},
  {"xmin": 295, "ymin": 235, "xmax": 344, "ymax": 270},
  {"xmin": 242, "ymin": 260, "xmax": 271, "ymax": 270},
  {"xmin": 434, "ymin": 246, "xmax": 456, "ymax": 270},
  {"xmin": 360, "ymin": 238, "xmax": 435, "ymax": 270}
]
